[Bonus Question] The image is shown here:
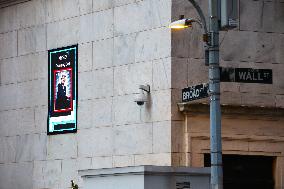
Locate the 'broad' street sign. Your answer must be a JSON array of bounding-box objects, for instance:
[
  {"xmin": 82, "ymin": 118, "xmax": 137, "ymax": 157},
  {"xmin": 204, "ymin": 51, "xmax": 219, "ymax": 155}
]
[
  {"xmin": 220, "ymin": 67, "xmax": 273, "ymax": 84},
  {"xmin": 182, "ymin": 83, "xmax": 209, "ymax": 102}
]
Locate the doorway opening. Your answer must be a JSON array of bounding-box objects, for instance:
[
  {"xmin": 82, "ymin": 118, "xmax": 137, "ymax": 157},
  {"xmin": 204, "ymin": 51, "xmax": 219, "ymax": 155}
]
[{"xmin": 204, "ymin": 154, "xmax": 275, "ymax": 189}]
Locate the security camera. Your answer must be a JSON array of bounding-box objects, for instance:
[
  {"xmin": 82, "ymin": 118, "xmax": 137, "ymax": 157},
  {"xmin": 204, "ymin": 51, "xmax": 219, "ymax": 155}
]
[
  {"xmin": 134, "ymin": 85, "xmax": 150, "ymax": 106},
  {"xmin": 135, "ymin": 91, "xmax": 147, "ymax": 106}
]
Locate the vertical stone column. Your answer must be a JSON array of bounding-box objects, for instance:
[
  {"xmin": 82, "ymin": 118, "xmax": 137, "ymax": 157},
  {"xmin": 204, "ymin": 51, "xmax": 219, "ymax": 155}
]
[{"xmin": 275, "ymin": 156, "xmax": 284, "ymax": 189}]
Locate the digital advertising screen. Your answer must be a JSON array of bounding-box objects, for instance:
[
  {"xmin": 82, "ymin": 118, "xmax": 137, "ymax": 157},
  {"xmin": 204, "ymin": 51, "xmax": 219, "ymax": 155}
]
[{"xmin": 48, "ymin": 45, "xmax": 78, "ymax": 135}]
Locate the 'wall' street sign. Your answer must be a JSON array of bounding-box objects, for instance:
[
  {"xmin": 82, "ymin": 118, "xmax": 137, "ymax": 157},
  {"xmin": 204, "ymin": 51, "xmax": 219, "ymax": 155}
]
[
  {"xmin": 182, "ymin": 83, "xmax": 209, "ymax": 102},
  {"xmin": 220, "ymin": 67, "xmax": 273, "ymax": 84}
]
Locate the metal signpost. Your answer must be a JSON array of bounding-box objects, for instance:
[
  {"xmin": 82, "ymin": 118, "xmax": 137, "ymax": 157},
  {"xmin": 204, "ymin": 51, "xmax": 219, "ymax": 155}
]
[
  {"xmin": 170, "ymin": 0, "xmax": 223, "ymax": 188},
  {"xmin": 207, "ymin": 1, "xmax": 223, "ymax": 188}
]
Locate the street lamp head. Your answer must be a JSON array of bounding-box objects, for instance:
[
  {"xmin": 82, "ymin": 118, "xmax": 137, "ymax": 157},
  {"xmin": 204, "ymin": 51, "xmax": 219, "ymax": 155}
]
[{"xmin": 169, "ymin": 18, "xmax": 194, "ymax": 29}]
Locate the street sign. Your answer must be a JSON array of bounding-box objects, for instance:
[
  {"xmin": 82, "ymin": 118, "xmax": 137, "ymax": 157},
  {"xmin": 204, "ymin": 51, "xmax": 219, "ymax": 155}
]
[
  {"xmin": 220, "ymin": 67, "xmax": 273, "ymax": 84},
  {"xmin": 182, "ymin": 83, "xmax": 209, "ymax": 102}
]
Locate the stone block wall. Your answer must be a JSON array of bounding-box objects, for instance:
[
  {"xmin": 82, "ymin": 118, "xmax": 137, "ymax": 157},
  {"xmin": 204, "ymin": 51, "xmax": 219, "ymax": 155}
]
[{"xmin": 0, "ymin": 0, "xmax": 172, "ymax": 188}]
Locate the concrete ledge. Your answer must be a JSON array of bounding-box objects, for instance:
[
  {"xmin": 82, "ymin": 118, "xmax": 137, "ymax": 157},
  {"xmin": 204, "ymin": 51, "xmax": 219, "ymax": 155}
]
[
  {"xmin": 178, "ymin": 103, "xmax": 284, "ymax": 117},
  {"xmin": 79, "ymin": 166, "xmax": 211, "ymax": 189},
  {"xmin": 79, "ymin": 166, "xmax": 210, "ymax": 178}
]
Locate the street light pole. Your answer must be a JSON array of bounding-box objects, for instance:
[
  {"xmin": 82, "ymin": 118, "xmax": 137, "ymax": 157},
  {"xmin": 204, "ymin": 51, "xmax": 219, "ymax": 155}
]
[
  {"xmin": 170, "ymin": 0, "xmax": 223, "ymax": 188},
  {"xmin": 186, "ymin": 0, "xmax": 223, "ymax": 188},
  {"xmin": 207, "ymin": 0, "xmax": 223, "ymax": 189}
]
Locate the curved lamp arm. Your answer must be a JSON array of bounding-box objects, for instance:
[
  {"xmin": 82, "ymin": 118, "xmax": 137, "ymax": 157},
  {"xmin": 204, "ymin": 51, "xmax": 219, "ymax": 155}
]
[{"xmin": 188, "ymin": 0, "xmax": 208, "ymax": 34}]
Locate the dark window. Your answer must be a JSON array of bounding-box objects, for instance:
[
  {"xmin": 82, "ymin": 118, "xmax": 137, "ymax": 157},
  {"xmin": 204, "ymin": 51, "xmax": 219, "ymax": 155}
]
[{"xmin": 204, "ymin": 154, "xmax": 275, "ymax": 189}]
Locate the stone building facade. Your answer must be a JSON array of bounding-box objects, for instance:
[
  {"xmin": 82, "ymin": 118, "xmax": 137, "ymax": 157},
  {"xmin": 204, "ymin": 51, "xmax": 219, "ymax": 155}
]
[{"xmin": 0, "ymin": 0, "xmax": 283, "ymax": 189}]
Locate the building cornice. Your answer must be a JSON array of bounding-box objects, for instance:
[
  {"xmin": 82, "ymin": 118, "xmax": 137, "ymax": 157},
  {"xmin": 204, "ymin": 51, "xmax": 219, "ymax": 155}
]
[
  {"xmin": 178, "ymin": 103, "xmax": 284, "ymax": 118},
  {"xmin": 0, "ymin": 0, "xmax": 30, "ymax": 8}
]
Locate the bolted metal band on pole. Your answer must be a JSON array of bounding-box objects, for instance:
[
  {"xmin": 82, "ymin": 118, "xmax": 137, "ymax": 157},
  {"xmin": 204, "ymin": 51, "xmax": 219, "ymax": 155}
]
[{"xmin": 208, "ymin": 0, "xmax": 223, "ymax": 188}]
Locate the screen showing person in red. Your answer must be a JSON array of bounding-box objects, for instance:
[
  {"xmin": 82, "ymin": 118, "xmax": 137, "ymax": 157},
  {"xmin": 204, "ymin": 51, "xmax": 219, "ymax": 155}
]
[{"xmin": 54, "ymin": 69, "xmax": 72, "ymax": 112}]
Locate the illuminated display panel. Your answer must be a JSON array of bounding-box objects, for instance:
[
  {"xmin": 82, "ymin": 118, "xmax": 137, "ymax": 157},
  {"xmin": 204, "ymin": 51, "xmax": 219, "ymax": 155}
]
[{"xmin": 48, "ymin": 45, "xmax": 78, "ymax": 135}]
